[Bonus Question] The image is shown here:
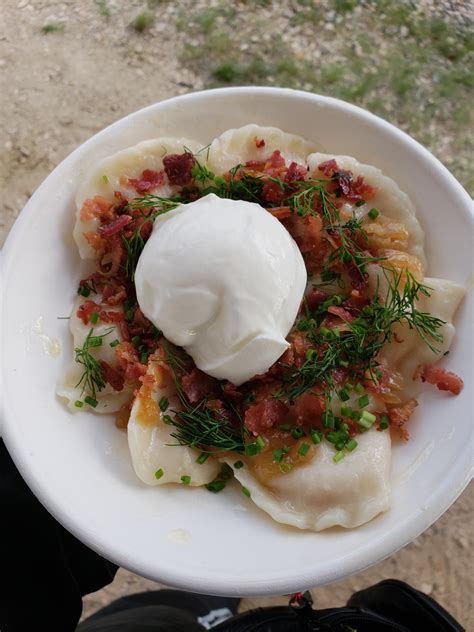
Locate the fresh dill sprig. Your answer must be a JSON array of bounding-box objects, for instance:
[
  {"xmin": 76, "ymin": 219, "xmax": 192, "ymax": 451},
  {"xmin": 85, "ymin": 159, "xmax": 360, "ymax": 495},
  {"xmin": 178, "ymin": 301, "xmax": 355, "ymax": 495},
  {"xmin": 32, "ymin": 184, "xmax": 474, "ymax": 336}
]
[
  {"xmin": 279, "ymin": 268, "xmax": 445, "ymax": 402},
  {"xmin": 74, "ymin": 327, "xmax": 114, "ymax": 399},
  {"xmin": 121, "ymin": 195, "xmax": 182, "ymax": 279},
  {"xmin": 163, "ymin": 345, "xmax": 247, "ymax": 453}
]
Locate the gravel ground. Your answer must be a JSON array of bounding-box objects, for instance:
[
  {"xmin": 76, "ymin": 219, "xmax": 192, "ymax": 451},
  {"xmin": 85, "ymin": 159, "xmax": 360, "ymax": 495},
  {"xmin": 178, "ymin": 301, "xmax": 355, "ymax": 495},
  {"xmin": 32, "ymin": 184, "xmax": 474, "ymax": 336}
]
[{"xmin": 0, "ymin": 0, "xmax": 472, "ymax": 627}]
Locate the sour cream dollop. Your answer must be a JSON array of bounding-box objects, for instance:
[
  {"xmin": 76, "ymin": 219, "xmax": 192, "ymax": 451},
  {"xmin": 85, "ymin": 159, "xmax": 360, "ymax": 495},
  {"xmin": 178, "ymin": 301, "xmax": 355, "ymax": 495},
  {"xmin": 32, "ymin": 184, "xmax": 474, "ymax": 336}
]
[{"xmin": 135, "ymin": 193, "xmax": 307, "ymax": 385}]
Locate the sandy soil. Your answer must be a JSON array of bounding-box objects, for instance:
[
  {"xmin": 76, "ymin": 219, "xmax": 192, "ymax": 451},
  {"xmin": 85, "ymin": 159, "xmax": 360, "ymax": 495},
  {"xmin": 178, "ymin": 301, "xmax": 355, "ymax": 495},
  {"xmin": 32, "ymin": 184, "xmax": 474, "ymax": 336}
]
[{"xmin": 0, "ymin": 1, "xmax": 472, "ymax": 628}]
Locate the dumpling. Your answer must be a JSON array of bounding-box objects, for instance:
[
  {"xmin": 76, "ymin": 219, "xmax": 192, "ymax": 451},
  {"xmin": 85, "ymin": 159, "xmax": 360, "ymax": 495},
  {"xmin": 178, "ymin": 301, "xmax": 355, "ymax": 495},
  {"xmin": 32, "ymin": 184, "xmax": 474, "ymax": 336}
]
[
  {"xmin": 307, "ymin": 152, "xmax": 426, "ymax": 270},
  {"xmin": 225, "ymin": 428, "xmax": 391, "ymax": 531},
  {"xmin": 207, "ymin": 124, "xmax": 317, "ymax": 176},
  {"xmin": 127, "ymin": 361, "xmax": 220, "ymax": 486},
  {"xmin": 74, "ymin": 137, "xmax": 201, "ymax": 259},
  {"xmin": 56, "ymin": 296, "xmax": 133, "ymax": 413},
  {"xmin": 377, "ymin": 276, "xmax": 465, "ymax": 397}
]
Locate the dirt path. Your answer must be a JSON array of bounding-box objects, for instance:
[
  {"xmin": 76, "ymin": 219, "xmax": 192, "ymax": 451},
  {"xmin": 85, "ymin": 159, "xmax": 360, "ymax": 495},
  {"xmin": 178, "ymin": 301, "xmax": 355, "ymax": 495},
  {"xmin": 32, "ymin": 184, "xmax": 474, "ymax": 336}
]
[{"xmin": 1, "ymin": 1, "xmax": 472, "ymax": 627}]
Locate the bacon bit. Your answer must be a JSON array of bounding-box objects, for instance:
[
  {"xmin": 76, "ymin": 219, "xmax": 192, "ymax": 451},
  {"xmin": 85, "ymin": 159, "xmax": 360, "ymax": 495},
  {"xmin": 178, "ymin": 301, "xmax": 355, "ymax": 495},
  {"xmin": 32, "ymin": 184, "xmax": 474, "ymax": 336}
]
[
  {"xmin": 116, "ymin": 342, "xmax": 147, "ymax": 382},
  {"xmin": 76, "ymin": 300, "xmax": 100, "ymax": 325},
  {"xmin": 99, "ymin": 360, "xmax": 125, "ymax": 391},
  {"xmin": 327, "ymin": 305, "xmax": 355, "ymax": 323},
  {"xmin": 118, "ymin": 319, "xmax": 131, "ymax": 342},
  {"xmin": 289, "ymin": 392, "xmax": 324, "ymax": 427},
  {"xmin": 266, "ymin": 206, "xmax": 292, "ymax": 220},
  {"xmin": 347, "ymin": 263, "xmax": 369, "ymax": 291},
  {"xmin": 318, "ymin": 159, "xmax": 338, "ymax": 177},
  {"xmin": 278, "ymin": 345, "xmax": 295, "ymax": 367},
  {"xmin": 285, "ymin": 161, "xmax": 307, "ymax": 183},
  {"xmin": 84, "ymin": 231, "xmax": 106, "ymax": 252},
  {"xmin": 332, "ymin": 366, "xmax": 347, "ymax": 384},
  {"xmin": 346, "ymin": 175, "xmax": 376, "ymax": 202},
  {"xmin": 244, "ymin": 399, "xmax": 288, "ymax": 435},
  {"xmin": 262, "ymin": 180, "xmax": 285, "ymax": 204},
  {"xmin": 102, "ymin": 284, "xmax": 127, "ymax": 306},
  {"xmin": 222, "ymin": 382, "xmax": 244, "ymax": 400},
  {"xmin": 181, "ymin": 368, "xmax": 219, "ymax": 404},
  {"xmin": 417, "ymin": 365, "xmax": 464, "ymax": 395},
  {"xmin": 127, "ymin": 169, "xmax": 165, "ymax": 194},
  {"xmin": 98, "ymin": 214, "xmax": 132, "ymax": 238},
  {"xmin": 255, "ymin": 137, "xmax": 265, "ymax": 148},
  {"xmin": 80, "ymin": 196, "xmax": 115, "ymax": 222},
  {"xmin": 288, "ymin": 331, "xmax": 311, "ymax": 368},
  {"xmin": 342, "ymin": 290, "xmax": 369, "ymax": 315},
  {"xmin": 163, "ymin": 152, "xmax": 196, "ymax": 185},
  {"xmin": 244, "ymin": 159, "xmax": 266, "ymax": 171},
  {"xmin": 389, "ymin": 399, "xmax": 418, "ymax": 440},
  {"xmin": 305, "ymin": 289, "xmax": 329, "ymax": 312},
  {"xmin": 115, "ymin": 400, "xmax": 133, "ymax": 430},
  {"xmin": 265, "ymin": 150, "xmax": 286, "ymax": 172},
  {"xmin": 99, "ymin": 235, "xmax": 124, "ymax": 276},
  {"xmin": 99, "ymin": 309, "xmax": 124, "ymax": 324},
  {"xmin": 283, "ymin": 213, "xmax": 323, "ymax": 253}
]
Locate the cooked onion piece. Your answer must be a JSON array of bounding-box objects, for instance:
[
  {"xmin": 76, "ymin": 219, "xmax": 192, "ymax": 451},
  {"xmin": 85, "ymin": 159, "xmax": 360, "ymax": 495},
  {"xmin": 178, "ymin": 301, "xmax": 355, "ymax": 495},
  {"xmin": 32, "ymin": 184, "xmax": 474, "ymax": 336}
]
[
  {"xmin": 308, "ymin": 152, "xmax": 426, "ymax": 270},
  {"xmin": 207, "ymin": 124, "xmax": 316, "ymax": 176},
  {"xmin": 74, "ymin": 138, "xmax": 201, "ymax": 259},
  {"xmin": 127, "ymin": 361, "xmax": 220, "ymax": 486},
  {"xmin": 225, "ymin": 429, "xmax": 391, "ymax": 531}
]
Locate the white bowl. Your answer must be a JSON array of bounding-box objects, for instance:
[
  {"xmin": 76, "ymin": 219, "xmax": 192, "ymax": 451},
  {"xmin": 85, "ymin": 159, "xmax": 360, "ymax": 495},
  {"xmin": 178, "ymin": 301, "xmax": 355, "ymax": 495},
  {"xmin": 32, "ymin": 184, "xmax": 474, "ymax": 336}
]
[{"xmin": 1, "ymin": 88, "xmax": 472, "ymax": 596}]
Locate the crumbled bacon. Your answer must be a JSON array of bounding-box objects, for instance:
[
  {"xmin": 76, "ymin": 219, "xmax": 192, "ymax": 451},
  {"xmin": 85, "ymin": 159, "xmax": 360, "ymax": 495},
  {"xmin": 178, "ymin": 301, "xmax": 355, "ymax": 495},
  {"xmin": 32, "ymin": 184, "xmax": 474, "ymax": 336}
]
[
  {"xmin": 347, "ymin": 263, "xmax": 369, "ymax": 290},
  {"xmin": 255, "ymin": 137, "xmax": 265, "ymax": 148},
  {"xmin": 244, "ymin": 399, "xmax": 288, "ymax": 435},
  {"xmin": 416, "ymin": 365, "xmax": 464, "ymax": 395},
  {"xmin": 317, "ymin": 159, "xmax": 376, "ymax": 202},
  {"xmin": 262, "ymin": 180, "xmax": 285, "ymax": 204},
  {"xmin": 83, "ymin": 231, "xmax": 106, "ymax": 252},
  {"xmin": 99, "ymin": 235, "xmax": 124, "ymax": 276},
  {"xmin": 98, "ymin": 214, "xmax": 132, "ymax": 238},
  {"xmin": 285, "ymin": 161, "xmax": 307, "ymax": 183},
  {"xmin": 80, "ymin": 196, "xmax": 115, "ymax": 222},
  {"xmin": 305, "ymin": 289, "xmax": 328, "ymax": 312},
  {"xmin": 283, "ymin": 214, "xmax": 322, "ymax": 253},
  {"xmin": 116, "ymin": 342, "xmax": 147, "ymax": 382},
  {"xmin": 389, "ymin": 400, "xmax": 418, "ymax": 440},
  {"xmin": 318, "ymin": 159, "xmax": 338, "ymax": 177},
  {"xmin": 163, "ymin": 152, "xmax": 196, "ymax": 185},
  {"xmin": 76, "ymin": 300, "xmax": 100, "ymax": 325},
  {"xmin": 265, "ymin": 150, "xmax": 286, "ymax": 173},
  {"xmin": 99, "ymin": 360, "xmax": 125, "ymax": 391},
  {"xmin": 127, "ymin": 169, "xmax": 165, "ymax": 194},
  {"xmin": 289, "ymin": 393, "xmax": 324, "ymax": 427},
  {"xmin": 101, "ymin": 283, "xmax": 127, "ymax": 306},
  {"xmin": 181, "ymin": 367, "xmax": 219, "ymax": 403},
  {"xmin": 266, "ymin": 206, "xmax": 292, "ymax": 220},
  {"xmin": 327, "ymin": 305, "xmax": 355, "ymax": 323}
]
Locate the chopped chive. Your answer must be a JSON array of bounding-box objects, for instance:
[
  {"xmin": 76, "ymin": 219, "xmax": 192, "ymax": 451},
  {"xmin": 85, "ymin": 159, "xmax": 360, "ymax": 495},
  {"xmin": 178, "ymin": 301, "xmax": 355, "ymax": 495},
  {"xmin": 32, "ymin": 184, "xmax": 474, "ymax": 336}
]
[
  {"xmin": 279, "ymin": 423, "xmax": 291, "ymax": 431},
  {"xmin": 320, "ymin": 326, "xmax": 331, "ymax": 337},
  {"xmin": 339, "ymin": 388, "xmax": 350, "ymax": 402},
  {"xmin": 245, "ymin": 442, "xmax": 261, "ymax": 456},
  {"xmin": 333, "ymin": 451, "xmax": 345, "ymax": 463},
  {"xmin": 158, "ymin": 396, "xmax": 169, "ymax": 412},
  {"xmin": 125, "ymin": 308, "xmax": 135, "ymax": 321},
  {"xmin": 84, "ymin": 395, "xmax": 98, "ymax": 408},
  {"xmin": 87, "ymin": 335, "xmax": 103, "ymax": 348},
  {"xmin": 355, "ymin": 199, "xmax": 366, "ymax": 207},
  {"xmin": 272, "ymin": 448, "xmax": 285, "ymax": 463},
  {"xmin": 354, "ymin": 382, "xmax": 365, "ymax": 394},
  {"xmin": 379, "ymin": 415, "xmax": 389, "ymax": 430},
  {"xmin": 338, "ymin": 359, "xmax": 349, "ymax": 368},
  {"xmin": 279, "ymin": 462, "xmax": 293, "ymax": 474},
  {"xmin": 181, "ymin": 475, "xmax": 191, "ymax": 485},
  {"xmin": 292, "ymin": 427, "xmax": 304, "ymax": 439},
  {"xmin": 102, "ymin": 174, "xmax": 109, "ymax": 184},
  {"xmin": 256, "ymin": 435, "xmax": 265, "ymax": 449},
  {"xmin": 196, "ymin": 452, "xmax": 210, "ymax": 464},
  {"xmin": 345, "ymin": 383, "xmax": 353, "ymax": 390},
  {"xmin": 358, "ymin": 394, "xmax": 370, "ymax": 408},
  {"xmin": 154, "ymin": 468, "xmax": 164, "ymax": 480},
  {"xmin": 109, "ymin": 339, "xmax": 120, "ymax": 347},
  {"xmin": 162, "ymin": 415, "xmax": 173, "ymax": 425},
  {"xmin": 322, "ymin": 410, "xmax": 335, "ymax": 429},
  {"xmin": 234, "ymin": 460, "xmax": 244, "ymax": 469},
  {"xmin": 206, "ymin": 480, "xmax": 226, "ymax": 493},
  {"xmin": 298, "ymin": 442, "xmax": 310, "ymax": 456},
  {"xmin": 78, "ymin": 285, "xmax": 90, "ymax": 297},
  {"xmin": 306, "ymin": 349, "xmax": 317, "ymax": 361},
  {"xmin": 368, "ymin": 208, "xmax": 379, "ymax": 220},
  {"xmin": 131, "ymin": 335, "xmax": 141, "ymax": 346},
  {"xmin": 346, "ymin": 438, "xmax": 358, "ymax": 451},
  {"xmin": 241, "ymin": 486, "xmax": 251, "ymax": 498},
  {"xmin": 341, "ymin": 405, "xmax": 352, "ymax": 417},
  {"xmin": 90, "ymin": 312, "xmax": 99, "ymax": 324},
  {"xmin": 74, "ymin": 400, "xmax": 84, "ymax": 408},
  {"xmin": 358, "ymin": 410, "xmax": 376, "ymax": 429},
  {"xmin": 310, "ymin": 430, "xmax": 322, "ymax": 444}
]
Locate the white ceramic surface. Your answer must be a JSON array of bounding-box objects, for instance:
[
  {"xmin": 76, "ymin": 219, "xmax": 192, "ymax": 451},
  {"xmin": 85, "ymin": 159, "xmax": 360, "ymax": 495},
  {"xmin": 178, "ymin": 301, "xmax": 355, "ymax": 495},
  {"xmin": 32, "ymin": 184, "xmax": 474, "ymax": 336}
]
[{"xmin": 1, "ymin": 88, "xmax": 473, "ymax": 597}]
